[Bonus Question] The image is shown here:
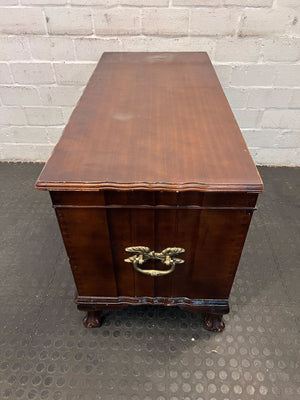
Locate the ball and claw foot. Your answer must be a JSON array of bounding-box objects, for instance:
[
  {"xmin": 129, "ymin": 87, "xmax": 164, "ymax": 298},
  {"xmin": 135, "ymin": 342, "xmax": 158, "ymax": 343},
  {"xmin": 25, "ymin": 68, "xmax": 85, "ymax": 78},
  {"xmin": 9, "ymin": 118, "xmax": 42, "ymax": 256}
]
[
  {"xmin": 83, "ymin": 310, "xmax": 102, "ymax": 328},
  {"xmin": 205, "ymin": 313, "xmax": 225, "ymax": 332}
]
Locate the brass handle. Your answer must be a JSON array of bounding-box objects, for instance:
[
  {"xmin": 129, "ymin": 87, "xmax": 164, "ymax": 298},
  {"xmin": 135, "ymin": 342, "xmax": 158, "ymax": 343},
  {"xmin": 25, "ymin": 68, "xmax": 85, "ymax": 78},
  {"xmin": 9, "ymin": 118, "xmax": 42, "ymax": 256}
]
[{"xmin": 124, "ymin": 246, "xmax": 185, "ymax": 277}]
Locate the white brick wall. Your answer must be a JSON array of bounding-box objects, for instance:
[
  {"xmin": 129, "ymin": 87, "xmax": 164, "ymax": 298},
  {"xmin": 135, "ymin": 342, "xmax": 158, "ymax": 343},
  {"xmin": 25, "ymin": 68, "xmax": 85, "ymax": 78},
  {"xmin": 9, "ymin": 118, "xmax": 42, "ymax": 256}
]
[{"xmin": 0, "ymin": 1, "xmax": 299, "ymax": 165}]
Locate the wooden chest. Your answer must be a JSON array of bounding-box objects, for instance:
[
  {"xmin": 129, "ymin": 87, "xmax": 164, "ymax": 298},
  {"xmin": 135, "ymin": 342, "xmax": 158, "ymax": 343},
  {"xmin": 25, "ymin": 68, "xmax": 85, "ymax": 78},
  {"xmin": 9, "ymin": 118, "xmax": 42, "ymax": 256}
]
[{"xmin": 36, "ymin": 52, "xmax": 263, "ymax": 332}]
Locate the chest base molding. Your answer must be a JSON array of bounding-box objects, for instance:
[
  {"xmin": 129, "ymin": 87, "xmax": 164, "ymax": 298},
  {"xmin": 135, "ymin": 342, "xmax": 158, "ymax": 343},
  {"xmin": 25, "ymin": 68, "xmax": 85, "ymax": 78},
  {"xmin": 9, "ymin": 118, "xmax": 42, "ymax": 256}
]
[
  {"xmin": 76, "ymin": 295, "xmax": 229, "ymax": 332},
  {"xmin": 75, "ymin": 295, "xmax": 229, "ymax": 314}
]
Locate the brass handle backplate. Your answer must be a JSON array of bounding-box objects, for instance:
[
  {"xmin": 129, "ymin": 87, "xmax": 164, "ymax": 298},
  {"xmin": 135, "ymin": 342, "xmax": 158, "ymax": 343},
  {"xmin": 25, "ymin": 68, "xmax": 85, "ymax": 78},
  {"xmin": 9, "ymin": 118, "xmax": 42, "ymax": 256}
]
[{"xmin": 124, "ymin": 246, "xmax": 185, "ymax": 277}]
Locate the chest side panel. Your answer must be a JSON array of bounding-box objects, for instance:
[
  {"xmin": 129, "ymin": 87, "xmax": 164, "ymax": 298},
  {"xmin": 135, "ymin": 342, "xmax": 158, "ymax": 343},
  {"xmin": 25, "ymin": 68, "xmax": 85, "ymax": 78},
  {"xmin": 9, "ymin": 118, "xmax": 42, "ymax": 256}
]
[
  {"xmin": 54, "ymin": 205, "xmax": 117, "ymax": 297},
  {"xmin": 171, "ymin": 209, "xmax": 253, "ymax": 299},
  {"xmin": 52, "ymin": 191, "xmax": 256, "ymax": 300},
  {"xmin": 107, "ymin": 208, "xmax": 156, "ymax": 297},
  {"xmin": 109, "ymin": 208, "xmax": 253, "ymax": 300}
]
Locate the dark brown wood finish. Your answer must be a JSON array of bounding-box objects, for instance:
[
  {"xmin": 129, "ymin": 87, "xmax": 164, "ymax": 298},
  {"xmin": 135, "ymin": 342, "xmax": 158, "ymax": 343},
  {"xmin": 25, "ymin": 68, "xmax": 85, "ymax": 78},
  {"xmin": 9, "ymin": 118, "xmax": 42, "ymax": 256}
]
[
  {"xmin": 37, "ymin": 53, "xmax": 263, "ymax": 332},
  {"xmin": 52, "ymin": 193, "xmax": 255, "ymax": 299},
  {"xmin": 36, "ymin": 52, "xmax": 263, "ymax": 193}
]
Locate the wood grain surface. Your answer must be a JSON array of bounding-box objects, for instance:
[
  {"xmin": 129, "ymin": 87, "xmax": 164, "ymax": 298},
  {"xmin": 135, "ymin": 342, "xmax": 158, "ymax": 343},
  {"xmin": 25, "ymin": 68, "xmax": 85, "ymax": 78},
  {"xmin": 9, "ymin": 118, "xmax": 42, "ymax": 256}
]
[
  {"xmin": 36, "ymin": 52, "xmax": 263, "ymax": 193},
  {"xmin": 53, "ymin": 192, "xmax": 255, "ymax": 300}
]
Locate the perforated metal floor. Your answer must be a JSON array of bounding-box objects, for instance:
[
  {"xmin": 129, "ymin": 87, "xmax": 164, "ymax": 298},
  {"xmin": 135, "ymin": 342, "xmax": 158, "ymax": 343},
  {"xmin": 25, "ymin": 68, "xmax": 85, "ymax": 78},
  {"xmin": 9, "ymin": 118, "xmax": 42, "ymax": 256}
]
[{"xmin": 0, "ymin": 163, "xmax": 299, "ymax": 400}]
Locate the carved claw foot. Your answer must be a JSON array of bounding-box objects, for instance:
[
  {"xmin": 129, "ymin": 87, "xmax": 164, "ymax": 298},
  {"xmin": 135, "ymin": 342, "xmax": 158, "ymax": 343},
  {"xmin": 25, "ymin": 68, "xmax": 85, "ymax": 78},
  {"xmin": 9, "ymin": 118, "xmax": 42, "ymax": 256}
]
[
  {"xmin": 83, "ymin": 310, "xmax": 102, "ymax": 328},
  {"xmin": 205, "ymin": 313, "xmax": 225, "ymax": 332}
]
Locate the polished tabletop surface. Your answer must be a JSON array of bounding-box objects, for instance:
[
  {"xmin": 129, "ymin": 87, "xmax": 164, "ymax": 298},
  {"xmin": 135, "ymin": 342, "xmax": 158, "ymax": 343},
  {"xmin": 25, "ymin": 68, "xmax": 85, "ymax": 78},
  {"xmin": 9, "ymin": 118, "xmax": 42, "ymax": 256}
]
[{"xmin": 36, "ymin": 52, "xmax": 263, "ymax": 193}]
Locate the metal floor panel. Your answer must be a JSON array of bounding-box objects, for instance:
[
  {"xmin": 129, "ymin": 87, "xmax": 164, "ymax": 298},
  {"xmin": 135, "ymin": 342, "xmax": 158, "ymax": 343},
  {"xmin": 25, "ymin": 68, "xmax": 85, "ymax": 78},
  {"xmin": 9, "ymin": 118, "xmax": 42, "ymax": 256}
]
[{"xmin": 0, "ymin": 163, "xmax": 299, "ymax": 400}]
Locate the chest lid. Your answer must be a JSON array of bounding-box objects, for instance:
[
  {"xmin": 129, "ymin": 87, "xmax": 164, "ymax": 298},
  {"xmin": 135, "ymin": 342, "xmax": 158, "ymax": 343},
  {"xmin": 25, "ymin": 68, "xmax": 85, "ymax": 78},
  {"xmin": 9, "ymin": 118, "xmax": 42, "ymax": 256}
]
[{"xmin": 36, "ymin": 52, "xmax": 263, "ymax": 193}]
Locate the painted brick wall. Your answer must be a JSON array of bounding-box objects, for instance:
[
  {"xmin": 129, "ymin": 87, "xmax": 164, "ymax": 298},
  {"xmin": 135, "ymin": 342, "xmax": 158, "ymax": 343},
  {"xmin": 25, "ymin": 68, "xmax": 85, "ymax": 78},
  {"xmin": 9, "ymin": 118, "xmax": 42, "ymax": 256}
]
[{"xmin": 0, "ymin": 0, "xmax": 299, "ymax": 165}]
